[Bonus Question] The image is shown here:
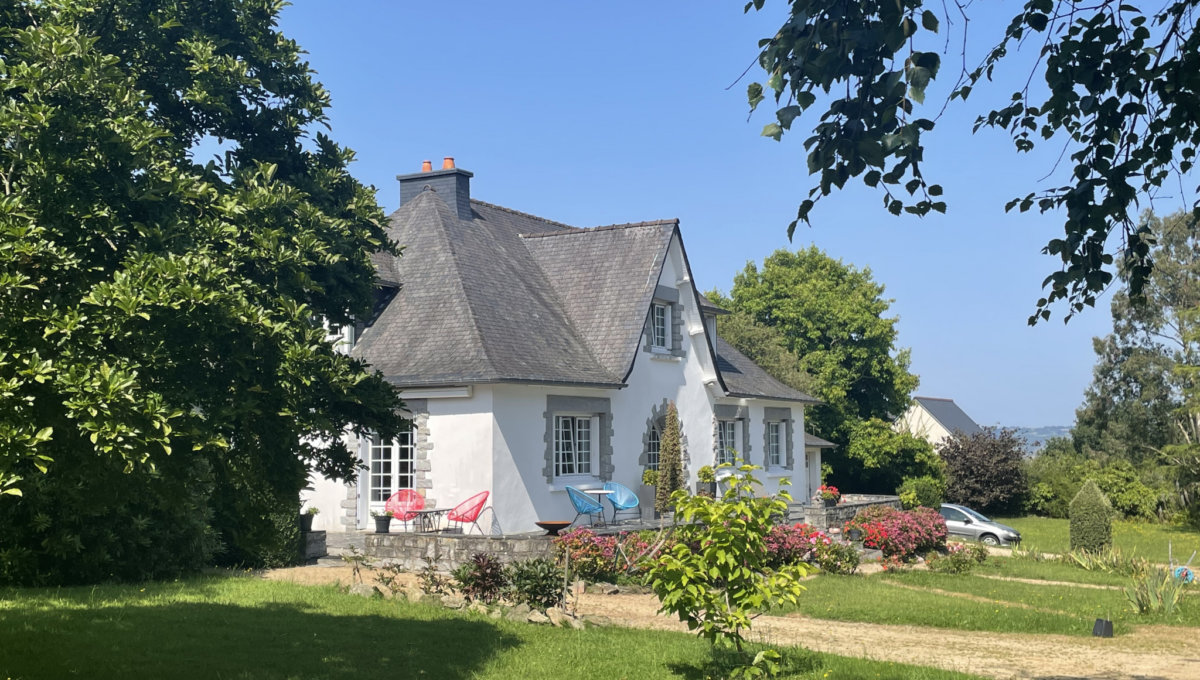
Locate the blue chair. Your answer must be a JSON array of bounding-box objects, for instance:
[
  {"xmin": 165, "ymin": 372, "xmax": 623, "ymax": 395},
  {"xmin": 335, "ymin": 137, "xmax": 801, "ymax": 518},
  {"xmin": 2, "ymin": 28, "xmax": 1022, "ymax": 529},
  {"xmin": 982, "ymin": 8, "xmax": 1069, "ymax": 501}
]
[
  {"xmin": 603, "ymin": 481, "xmax": 641, "ymax": 523},
  {"xmin": 566, "ymin": 486, "xmax": 605, "ymax": 526}
]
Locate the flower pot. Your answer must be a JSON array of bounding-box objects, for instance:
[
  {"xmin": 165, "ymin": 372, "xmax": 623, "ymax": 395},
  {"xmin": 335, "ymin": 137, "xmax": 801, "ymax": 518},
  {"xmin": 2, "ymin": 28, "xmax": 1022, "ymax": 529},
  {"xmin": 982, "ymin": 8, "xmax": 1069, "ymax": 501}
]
[
  {"xmin": 300, "ymin": 514, "xmax": 314, "ymax": 533},
  {"xmin": 374, "ymin": 516, "xmax": 391, "ymax": 533},
  {"xmin": 695, "ymin": 481, "xmax": 717, "ymax": 497},
  {"xmin": 847, "ymin": 528, "xmax": 863, "ymax": 542},
  {"xmin": 823, "ymin": 498, "xmax": 837, "ymax": 508}
]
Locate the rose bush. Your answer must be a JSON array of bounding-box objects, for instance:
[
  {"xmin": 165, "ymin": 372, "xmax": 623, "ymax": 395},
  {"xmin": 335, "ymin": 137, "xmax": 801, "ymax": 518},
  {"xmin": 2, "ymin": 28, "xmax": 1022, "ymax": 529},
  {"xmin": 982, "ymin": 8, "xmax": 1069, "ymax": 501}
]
[{"xmin": 764, "ymin": 523, "xmax": 860, "ymax": 574}]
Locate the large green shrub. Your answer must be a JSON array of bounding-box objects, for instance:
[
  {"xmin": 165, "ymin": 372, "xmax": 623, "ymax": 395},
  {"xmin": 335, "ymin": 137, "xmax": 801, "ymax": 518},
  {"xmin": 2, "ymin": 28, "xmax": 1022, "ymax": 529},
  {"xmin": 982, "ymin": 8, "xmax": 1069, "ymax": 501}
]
[
  {"xmin": 506, "ymin": 557, "xmax": 565, "ymax": 610},
  {"xmin": 1069, "ymin": 480, "xmax": 1114, "ymax": 552},
  {"xmin": 897, "ymin": 475, "xmax": 945, "ymax": 509}
]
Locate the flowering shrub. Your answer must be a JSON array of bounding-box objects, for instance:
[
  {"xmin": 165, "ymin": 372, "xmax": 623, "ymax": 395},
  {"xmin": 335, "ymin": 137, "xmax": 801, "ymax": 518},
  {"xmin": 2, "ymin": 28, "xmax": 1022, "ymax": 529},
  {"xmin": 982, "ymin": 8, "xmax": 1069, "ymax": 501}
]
[
  {"xmin": 764, "ymin": 523, "xmax": 859, "ymax": 575},
  {"xmin": 553, "ymin": 528, "xmax": 670, "ymax": 582},
  {"xmin": 845, "ymin": 505, "xmax": 946, "ymax": 559},
  {"xmin": 927, "ymin": 541, "xmax": 989, "ymax": 574}
]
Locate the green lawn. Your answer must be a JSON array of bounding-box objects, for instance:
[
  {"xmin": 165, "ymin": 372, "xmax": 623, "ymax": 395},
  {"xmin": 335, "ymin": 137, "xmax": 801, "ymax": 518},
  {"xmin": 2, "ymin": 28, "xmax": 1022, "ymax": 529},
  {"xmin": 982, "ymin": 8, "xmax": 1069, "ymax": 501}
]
[
  {"xmin": 0, "ymin": 574, "xmax": 983, "ymax": 680},
  {"xmin": 972, "ymin": 556, "xmax": 1131, "ymax": 586},
  {"xmin": 775, "ymin": 558, "xmax": 1200, "ymax": 637},
  {"xmin": 995, "ymin": 516, "xmax": 1200, "ymax": 559}
]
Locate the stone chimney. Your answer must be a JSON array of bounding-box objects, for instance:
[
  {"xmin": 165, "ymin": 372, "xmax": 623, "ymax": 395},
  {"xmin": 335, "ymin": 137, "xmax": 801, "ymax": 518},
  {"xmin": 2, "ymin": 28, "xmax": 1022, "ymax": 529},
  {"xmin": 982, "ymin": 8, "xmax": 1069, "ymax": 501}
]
[{"xmin": 397, "ymin": 157, "xmax": 473, "ymax": 220}]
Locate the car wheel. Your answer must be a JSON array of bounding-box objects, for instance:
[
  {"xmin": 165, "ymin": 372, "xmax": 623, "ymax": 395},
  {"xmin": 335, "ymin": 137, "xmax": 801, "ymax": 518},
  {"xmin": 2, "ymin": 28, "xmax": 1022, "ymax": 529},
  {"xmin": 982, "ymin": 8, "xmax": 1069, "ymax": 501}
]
[{"xmin": 980, "ymin": 534, "xmax": 1000, "ymax": 546}]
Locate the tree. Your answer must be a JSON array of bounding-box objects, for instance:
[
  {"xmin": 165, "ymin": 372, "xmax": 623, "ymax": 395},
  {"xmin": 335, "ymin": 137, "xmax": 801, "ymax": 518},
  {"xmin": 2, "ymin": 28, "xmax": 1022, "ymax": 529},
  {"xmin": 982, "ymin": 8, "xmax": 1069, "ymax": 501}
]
[
  {"xmin": 940, "ymin": 428, "xmax": 1028, "ymax": 515},
  {"xmin": 704, "ymin": 292, "xmax": 816, "ymax": 396},
  {"xmin": 0, "ymin": 1, "xmax": 404, "ymax": 583},
  {"xmin": 648, "ymin": 463, "xmax": 806, "ymax": 674},
  {"xmin": 1074, "ymin": 212, "xmax": 1200, "ymax": 463},
  {"xmin": 729, "ymin": 248, "xmax": 917, "ymax": 442},
  {"xmin": 656, "ymin": 402, "xmax": 684, "ymax": 513},
  {"xmin": 1070, "ymin": 480, "xmax": 1114, "ymax": 552},
  {"xmin": 745, "ymin": 0, "xmax": 1200, "ymax": 322},
  {"xmin": 843, "ymin": 418, "xmax": 941, "ymax": 495}
]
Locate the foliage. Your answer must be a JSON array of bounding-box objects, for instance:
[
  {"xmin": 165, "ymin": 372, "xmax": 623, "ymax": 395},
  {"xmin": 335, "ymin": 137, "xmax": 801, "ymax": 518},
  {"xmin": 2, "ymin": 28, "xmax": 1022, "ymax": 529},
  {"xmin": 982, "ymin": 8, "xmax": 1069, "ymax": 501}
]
[
  {"xmin": 844, "ymin": 418, "xmax": 942, "ymax": 495},
  {"xmin": 304, "ymin": 507, "xmax": 320, "ymax": 516},
  {"xmin": 506, "ymin": 557, "xmax": 565, "ymax": 610},
  {"xmin": 0, "ymin": 0, "xmax": 405, "ymax": 582},
  {"xmin": 697, "ymin": 465, "xmax": 717, "ymax": 484},
  {"xmin": 845, "ymin": 505, "xmax": 946, "ymax": 559},
  {"xmin": 655, "ymin": 401, "xmax": 684, "ymax": 513},
  {"xmin": 763, "ymin": 523, "xmax": 860, "ymax": 574},
  {"xmin": 939, "ymin": 427, "xmax": 1028, "ymax": 515},
  {"xmin": 451, "ymin": 553, "xmax": 507, "ymax": 604},
  {"xmin": 926, "ymin": 542, "xmax": 989, "ymax": 575},
  {"xmin": 703, "ymin": 294, "xmax": 815, "ymax": 396},
  {"xmin": 1124, "ymin": 568, "xmax": 1189, "ymax": 615},
  {"xmin": 726, "ymin": 249, "xmax": 917, "ymax": 442},
  {"xmin": 647, "ymin": 463, "xmax": 807, "ymax": 658},
  {"xmin": 1070, "ymin": 481, "xmax": 1115, "ymax": 552},
  {"xmin": 340, "ymin": 546, "xmax": 371, "ymax": 586},
  {"xmin": 553, "ymin": 528, "xmax": 668, "ymax": 583},
  {"xmin": 1063, "ymin": 546, "xmax": 1149, "ymax": 578},
  {"xmin": 641, "ymin": 468, "xmax": 659, "ymax": 487},
  {"xmin": 816, "ymin": 484, "xmax": 840, "ymax": 502},
  {"xmin": 417, "ymin": 556, "xmax": 453, "ymax": 597},
  {"xmin": 897, "ymin": 475, "xmax": 945, "ymax": 510},
  {"xmin": 372, "ymin": 562, "xmax": 406, "ymax": 594},
  {"xmin": 745, "ymin": 1, "xmax": 1200, "ymax": 322}
]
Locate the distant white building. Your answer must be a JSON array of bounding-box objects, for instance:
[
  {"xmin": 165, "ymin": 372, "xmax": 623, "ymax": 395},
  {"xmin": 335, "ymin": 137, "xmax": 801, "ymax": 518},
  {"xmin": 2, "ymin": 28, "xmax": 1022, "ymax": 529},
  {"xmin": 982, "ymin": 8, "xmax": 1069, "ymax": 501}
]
[
  {"xmin": 303, "ymin": 161, "xmax": 825, "ymax": 533},
  {"xmin": 894, "ymin": 396, "xmax": 982, "ymax": 448}
]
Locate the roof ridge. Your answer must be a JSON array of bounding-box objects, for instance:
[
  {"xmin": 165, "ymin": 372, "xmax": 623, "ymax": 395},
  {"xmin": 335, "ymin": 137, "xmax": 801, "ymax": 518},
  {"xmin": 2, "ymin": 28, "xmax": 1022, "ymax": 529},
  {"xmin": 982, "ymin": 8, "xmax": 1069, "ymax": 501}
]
[
  {"xmin": 915, "ymin": 396, "xmax": 954, "ymax": 402},
  {"xmin": 470, "ymin": 199, "xmax": 576, "ymax": 231},
  {"xmin": 521, "ymin": 219, "xmax": 679, "ymax": 239}
]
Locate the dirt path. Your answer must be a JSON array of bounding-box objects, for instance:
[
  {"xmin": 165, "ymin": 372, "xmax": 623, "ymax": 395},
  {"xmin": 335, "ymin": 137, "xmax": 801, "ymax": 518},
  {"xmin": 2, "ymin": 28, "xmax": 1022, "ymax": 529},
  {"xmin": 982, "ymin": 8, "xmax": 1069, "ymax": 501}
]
[{"xmin": 265, "ymin": 565, "xmax": 1200, "ymax": 680}]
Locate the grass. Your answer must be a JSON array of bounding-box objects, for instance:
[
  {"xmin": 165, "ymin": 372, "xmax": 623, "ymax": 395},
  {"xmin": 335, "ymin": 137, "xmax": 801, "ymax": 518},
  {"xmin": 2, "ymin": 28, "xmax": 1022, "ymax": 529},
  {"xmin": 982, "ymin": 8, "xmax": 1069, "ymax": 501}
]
[
  {"xmin": 995, "ymin": 516, "xmax": 1200, "ymax": 560},
  {"xmin": 775, "ymin": 557, "xmax": 1200, "ymax": 637},
  {"xmin": 0, "ymin": 574, "xmax": 984, "ymax": 680},
  {"xmin": 973, "ymin": 556, "xmax": 1132, "ymax": 586},
  {"xmin": 882, "ymin": 570, "xmax": 1200, "ymax": 632}
]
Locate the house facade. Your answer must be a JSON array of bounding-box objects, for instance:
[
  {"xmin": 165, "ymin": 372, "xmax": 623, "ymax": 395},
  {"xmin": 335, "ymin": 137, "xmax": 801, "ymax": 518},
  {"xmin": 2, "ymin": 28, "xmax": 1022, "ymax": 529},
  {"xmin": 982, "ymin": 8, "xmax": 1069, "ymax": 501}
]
[
  {"xmin": 894, "ymin": 396, "xmax": 983, "ymax": 448},
  {"xmin": 304, "ymin": 161, "xmax": 820, "ymax": 533}
]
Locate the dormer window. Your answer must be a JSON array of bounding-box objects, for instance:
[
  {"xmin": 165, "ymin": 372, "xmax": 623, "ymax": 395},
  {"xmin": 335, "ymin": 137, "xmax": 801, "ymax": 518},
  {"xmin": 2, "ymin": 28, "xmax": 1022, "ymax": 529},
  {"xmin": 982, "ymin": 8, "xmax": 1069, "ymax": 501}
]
[{"xmin": 651, "ymin": 303, "xmax": 669, "ymax": 350}]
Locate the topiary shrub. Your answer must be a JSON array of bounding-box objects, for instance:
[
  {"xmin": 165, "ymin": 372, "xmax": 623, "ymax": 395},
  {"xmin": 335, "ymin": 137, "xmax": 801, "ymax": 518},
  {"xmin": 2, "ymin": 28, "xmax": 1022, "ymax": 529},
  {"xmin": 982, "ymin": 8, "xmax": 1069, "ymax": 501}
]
[
  {"xmin": 897, "ymin": 475, "xmax": 946, "ymax": 509},
  {"xmin": 1069, "ymin": 480, "xmax": 1114, "ymax": 553},
  {"xmin": 656, "ymin": 401, "xmax": 684, "ymax": 513}
]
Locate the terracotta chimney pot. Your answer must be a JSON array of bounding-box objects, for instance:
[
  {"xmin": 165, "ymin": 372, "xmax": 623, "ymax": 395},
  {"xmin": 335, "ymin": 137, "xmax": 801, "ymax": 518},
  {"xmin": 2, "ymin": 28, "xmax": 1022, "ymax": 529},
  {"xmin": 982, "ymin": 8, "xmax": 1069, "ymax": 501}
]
[
  {"xmin": 442, "ymin": 157, "xmax": 455, "ymax": 170},
  {"xmin": 421, "ymin": 160, "xmax": 433, "ymax": 172}
]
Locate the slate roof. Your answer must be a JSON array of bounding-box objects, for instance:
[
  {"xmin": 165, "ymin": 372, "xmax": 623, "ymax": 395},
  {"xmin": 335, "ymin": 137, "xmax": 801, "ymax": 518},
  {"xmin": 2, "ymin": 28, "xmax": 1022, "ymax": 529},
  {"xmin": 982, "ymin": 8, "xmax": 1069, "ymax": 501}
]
[
  {"xmin": 714, "ymin": 337, "xmax": 817, "ymax": 403},
  {"xmin": 804, "ymin": 432, "xmax": 836, "ymax": 448},
  {"xmin": 914, "ymin": 396, "xmax": 983, "ymax": 436},
  {"xmin": 353, "ymin": 184, "xmax": 812, "ymax": 403}
]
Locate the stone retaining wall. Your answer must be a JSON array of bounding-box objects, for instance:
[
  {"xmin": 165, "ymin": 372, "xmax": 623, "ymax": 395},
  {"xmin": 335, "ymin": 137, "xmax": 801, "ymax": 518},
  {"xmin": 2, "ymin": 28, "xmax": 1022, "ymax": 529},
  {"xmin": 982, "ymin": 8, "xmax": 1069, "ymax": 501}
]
[
  {"xmin": 365, "ymin": 532, "xmax": 554, "ymax": 571},
  {"xmin": 790, "ymin": 494, "xmax": 902, "ymax": 531}
]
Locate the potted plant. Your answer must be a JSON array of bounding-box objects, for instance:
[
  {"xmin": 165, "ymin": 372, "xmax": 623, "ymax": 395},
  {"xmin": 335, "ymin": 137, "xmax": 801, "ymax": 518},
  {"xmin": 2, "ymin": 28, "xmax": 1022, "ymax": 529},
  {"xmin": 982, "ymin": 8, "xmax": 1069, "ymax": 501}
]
[
  {"xmin": 371, "ymin": 509, "xmax": 392, "ymax": 534},
  {"xmin": 696, "ymin": 465, "xmax": 718, "ymax": 497},
  {"xmin": 300, "ymin": 506, "xmax": 319, "ymax": 532},
  {"xmin": 844, "ymin": 521, "xmax": 863, "ymax": 542},
  {"xmin": 640, "ymin": 468, "xmax": 660, "ymax": 517},
  {"xmin": 817, "ymin": 484, "xmax": 840, "ymax": 508}
]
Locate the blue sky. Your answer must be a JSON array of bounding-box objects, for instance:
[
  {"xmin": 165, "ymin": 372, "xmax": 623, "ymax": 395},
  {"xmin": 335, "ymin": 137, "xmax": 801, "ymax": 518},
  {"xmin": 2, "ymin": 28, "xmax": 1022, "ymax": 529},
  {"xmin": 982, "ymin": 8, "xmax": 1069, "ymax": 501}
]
[{"xmin": 274, "ymin": 1, "xmax": 1185, "ymax": 429}]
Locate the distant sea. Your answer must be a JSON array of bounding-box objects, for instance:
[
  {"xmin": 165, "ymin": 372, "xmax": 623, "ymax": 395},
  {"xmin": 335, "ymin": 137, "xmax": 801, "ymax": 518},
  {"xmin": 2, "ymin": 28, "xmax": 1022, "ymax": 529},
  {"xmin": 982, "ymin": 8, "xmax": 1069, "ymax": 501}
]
[{"xmin": 1012, "ymin": 426, "xmax": 1072, "ymax": 452}]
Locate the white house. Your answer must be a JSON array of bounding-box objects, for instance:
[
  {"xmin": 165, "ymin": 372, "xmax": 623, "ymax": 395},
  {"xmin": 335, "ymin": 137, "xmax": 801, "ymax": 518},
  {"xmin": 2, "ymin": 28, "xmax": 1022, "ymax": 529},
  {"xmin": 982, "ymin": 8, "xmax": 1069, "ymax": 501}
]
[
  {"xmin": 304, "ymin": 160, "xmax": 821, "ymax": 533},
  {"xmin": 894, "ymin": 396, "xmax": 983, "ymax": 448}
]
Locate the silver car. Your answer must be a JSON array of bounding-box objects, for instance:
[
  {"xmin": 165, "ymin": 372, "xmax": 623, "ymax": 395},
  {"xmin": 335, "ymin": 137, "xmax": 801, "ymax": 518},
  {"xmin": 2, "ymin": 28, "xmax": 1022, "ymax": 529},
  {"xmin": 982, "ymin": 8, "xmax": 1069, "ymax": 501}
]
[{"xmin": 939, "ymin": 503, "xmax": 1021, "ymax": 546}]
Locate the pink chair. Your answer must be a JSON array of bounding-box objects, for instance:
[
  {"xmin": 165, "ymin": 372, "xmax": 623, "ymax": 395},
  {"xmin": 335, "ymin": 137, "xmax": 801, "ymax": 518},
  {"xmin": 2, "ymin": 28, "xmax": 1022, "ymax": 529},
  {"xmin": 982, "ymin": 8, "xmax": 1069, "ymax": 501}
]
[
  {"xmin": 385, "ymin": 489, "xmax": 424, "ymax": 532},
  {"xmin": 447, "ymin": 491, "xmax": 489, "ymax": 535}
]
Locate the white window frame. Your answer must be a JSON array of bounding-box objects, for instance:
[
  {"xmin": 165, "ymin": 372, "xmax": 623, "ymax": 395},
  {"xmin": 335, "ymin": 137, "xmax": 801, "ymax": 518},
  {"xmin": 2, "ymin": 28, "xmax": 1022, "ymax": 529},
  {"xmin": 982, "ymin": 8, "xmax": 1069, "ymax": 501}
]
[
  {"xmin": 367, "ymin": 425, "xmax": 414, "ymax": 506},
  {"xmin": 554, "ymin": 414, "xmax": 596, "ymax": 477},
  {"xmin": 717, "ymin": 420, "xmax": 738, "ymax": 466},
  {"xmin": 766, "ymin": 421, "xmax": 782, "ymax": 467},
  {"xmin": 646, "ymin": 425, "xmax": 661, "ymax": 471},
  {"xmin": 651, "ymin": 303, "xmax": 669, "ymax": 350}
]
